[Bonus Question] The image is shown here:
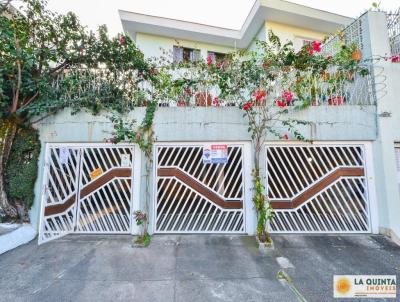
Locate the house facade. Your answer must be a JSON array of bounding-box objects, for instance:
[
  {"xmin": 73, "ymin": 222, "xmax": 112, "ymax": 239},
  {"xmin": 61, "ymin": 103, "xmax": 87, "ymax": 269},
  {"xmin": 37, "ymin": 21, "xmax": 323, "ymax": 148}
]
[{"xmin": 30, "ymin": 0, "xmax": 400, "ymax": 244}]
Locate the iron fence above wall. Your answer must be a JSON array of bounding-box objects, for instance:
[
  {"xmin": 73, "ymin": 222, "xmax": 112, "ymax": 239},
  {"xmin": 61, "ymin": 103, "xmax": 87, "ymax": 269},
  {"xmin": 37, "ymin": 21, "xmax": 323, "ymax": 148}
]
[{"xmin": 387, "ymin": 7, "xmax": 400, "ymax": 57}]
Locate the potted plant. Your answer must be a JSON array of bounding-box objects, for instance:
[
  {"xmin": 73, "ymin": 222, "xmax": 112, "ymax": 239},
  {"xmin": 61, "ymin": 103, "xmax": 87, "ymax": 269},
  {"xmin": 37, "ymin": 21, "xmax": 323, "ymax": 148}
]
[
  {"xmin": 351, "ymin": 49, "xmax": 362, "ymax": 62},
  {"xmin": 195, "ymin": 91, "xmax": 212, "ymax": 106},
  {"xmin": 321, "ymin": 71, "xmax": 330, "ymax": 82},
  {"xmin": 328, "ymin": 95, "xmax": 345, "ymax": 105},
  {"xmin": 177, "ymin": 100, "xmax": 187, "ymax": 107}
]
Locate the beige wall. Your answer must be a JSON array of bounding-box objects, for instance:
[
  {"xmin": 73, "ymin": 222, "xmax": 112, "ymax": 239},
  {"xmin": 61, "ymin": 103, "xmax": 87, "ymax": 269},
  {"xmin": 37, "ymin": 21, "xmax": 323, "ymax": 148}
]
[
  {"xmin": 136, "ymin": 21, "xmax": 330, "ymax": 59},
  {"xmin": 266, "ymin": 21, "xmax": 327, "ymax": 50},
  {"xmin": 136, "ymin": 33, "xmax": 235, "ymax": 61}
]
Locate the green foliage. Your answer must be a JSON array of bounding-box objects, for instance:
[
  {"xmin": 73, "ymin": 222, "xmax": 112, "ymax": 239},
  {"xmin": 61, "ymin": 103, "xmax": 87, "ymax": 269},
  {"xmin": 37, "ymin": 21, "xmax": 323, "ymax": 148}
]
[
  {"xmin": 253, "ymin": 169, "xmax": 274, "ymax": 242},
  {"xmin": 134, "ymin": 233, "xmax": 151, "ymax": 247},
  {"xmin": 5, "ymin": 127, "xmax": 40, "ymax": 209},
  {"xmin": 133, "ymin": 210, "xmax": 147, "ymax": 226},
  {"xmin": 0, "ymin": 0, "xmax": 153, "ymax": 122},
  {"xmin": 111, "ymin": 101, "xmax": 157, "ymax": 157}
]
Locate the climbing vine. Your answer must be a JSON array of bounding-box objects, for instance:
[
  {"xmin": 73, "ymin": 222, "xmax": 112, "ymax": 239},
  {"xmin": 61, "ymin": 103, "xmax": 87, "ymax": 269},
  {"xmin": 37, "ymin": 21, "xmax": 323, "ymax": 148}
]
[
  {"xmin": 110, "ymin": 101, "xmax": 157, "ymax": 245},
  {"xmin": 152, "ymin": 31, "xmax": 369, "ymax": 243}
]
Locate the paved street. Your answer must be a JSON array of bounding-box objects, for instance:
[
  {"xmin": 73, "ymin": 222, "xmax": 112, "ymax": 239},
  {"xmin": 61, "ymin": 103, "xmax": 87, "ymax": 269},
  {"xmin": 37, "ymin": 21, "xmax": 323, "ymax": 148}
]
[
  {"xmin": 0, "ymin": 234, "xmax": 399, "ymax": 302},
  {"xmin": 273, "ymin": 235, "xmax": 400, "ymax": 302}
]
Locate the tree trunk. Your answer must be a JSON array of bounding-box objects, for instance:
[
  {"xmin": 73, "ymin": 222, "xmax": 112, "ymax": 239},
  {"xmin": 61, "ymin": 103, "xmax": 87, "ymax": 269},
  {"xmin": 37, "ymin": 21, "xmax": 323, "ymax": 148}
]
[{"xmin": 0, "ymin": 117, "xmax": 18, "ymax": 219}]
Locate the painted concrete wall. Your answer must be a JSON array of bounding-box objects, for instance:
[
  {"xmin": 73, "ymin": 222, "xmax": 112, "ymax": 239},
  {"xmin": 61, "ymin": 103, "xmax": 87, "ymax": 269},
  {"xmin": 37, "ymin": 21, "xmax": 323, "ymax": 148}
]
[
  {"xmin": 30, "ymin": 106, "xmax": 377, "ymax": 233},
  {"xmin": 248, "ymin": 23, "xmax": 267, "ymax": 51},
  {"xmin": 365, "ymin": 11, "xmax": 400, "ymax": 243},
  {"xmin": 266, "ymin": 21, "xmax": 327, "ymax": 50}
]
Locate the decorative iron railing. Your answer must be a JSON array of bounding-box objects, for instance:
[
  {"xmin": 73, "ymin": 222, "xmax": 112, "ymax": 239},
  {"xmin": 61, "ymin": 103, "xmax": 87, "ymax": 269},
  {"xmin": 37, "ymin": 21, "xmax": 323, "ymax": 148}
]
[
  {"xmin": 387, "ymin": 7, "xmax": 400, "ymax": 56},
  {"xmin": 155, "ymin": 66, "xmax": 375, "ymax": 107},
  {"xmin": 321, "ymin": 13, "xmax": 367, "ymax": 58}
]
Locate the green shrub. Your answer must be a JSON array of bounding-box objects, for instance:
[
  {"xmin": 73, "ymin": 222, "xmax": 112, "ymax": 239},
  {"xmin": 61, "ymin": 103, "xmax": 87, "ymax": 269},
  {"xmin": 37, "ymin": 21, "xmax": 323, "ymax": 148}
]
[{"xmin": 5, "ymin": 127, "xmax": 41, "ymax": 210}]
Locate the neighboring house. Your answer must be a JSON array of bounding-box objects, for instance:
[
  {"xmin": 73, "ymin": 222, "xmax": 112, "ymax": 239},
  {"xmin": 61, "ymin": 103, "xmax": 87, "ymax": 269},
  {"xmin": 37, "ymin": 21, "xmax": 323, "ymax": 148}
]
[{"xmin": 31, "ymin": 0, "xmax": 400, "ymax": 245}]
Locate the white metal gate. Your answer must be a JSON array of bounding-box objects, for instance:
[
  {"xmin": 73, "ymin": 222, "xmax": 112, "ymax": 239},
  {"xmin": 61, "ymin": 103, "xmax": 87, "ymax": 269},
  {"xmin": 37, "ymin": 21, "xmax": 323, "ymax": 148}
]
[
  {"xmin": 266, "ymin": 144, "xmax": 371, "ymax": 233},
  {"xmin": 38, "ymin": 144, "xmax": 136, "ymax": 244},
  {"xmin": 154, "ymin": 144, "xmax": 246, "ymax": 233}
]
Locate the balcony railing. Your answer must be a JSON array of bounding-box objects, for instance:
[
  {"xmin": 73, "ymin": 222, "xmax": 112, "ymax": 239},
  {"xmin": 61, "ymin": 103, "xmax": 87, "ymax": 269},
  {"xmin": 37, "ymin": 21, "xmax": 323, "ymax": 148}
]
[
  {"xmin": 154, "ymin": 66, "xmax": 375, "ymax": 107},
  {"xmin": 387, "ymin": 7, "xmax": 400, "ymax": 56}
]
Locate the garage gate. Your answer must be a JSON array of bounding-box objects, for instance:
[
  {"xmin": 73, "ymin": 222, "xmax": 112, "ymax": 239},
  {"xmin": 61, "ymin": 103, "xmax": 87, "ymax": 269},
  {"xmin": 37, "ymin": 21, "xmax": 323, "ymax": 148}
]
[
  {"xmin": 38, "ymin": 144, "xmax": 137, "ymax": 244},
  {"xmin": 266, "ymin": 144, "xmax": 371, "ymax": 233},
  {"xmin": 154, "ymin": 143, "xmax": 247, "ymax": 233}
]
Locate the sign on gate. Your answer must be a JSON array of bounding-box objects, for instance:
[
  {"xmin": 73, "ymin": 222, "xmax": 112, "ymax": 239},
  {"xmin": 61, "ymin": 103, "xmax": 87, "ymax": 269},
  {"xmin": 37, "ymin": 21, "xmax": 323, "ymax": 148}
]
[
  {"xmin": 89, "ymin": 167, "xmax": 103, "ymax": 180},
  {"xmin": 203, "ymin": 144, "xmax": 228, "ymax": 164},
  {"xmin": 59, "ymin": 147, "xmax": 70, "ymax": 165},
  {"xmin": 120, "ymin": 154, "xmax": 131, "ymax": 167}
]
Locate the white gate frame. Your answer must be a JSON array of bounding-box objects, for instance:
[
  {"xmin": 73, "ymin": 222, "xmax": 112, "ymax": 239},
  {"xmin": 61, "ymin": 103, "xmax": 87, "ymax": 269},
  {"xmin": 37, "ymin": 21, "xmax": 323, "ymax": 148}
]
[
  {"xmin": 38, "ymin": 142, "xmax": 141, "ymax": 244},
  {"xmin": 264, "ymin": 141, "xmax": 379, "ymax": 234},
  {"xmin": 152, "ymin": 141, "xmax": 254, "ymax": 234},
  {"xmin": 131, "ymin": 145, "xmax": 142, "ymax": 235}
]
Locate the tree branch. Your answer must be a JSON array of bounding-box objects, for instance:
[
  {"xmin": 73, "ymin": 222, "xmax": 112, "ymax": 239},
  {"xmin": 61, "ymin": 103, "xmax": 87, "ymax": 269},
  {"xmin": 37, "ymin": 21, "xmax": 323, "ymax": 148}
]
[
  {"xmin": 49, "ymin": 61, "xmax": 70, "ymax": 76},
  {"xmin": 19, "ymin": 92, "xmax": 39, "ymax": 110},
  {"xmin": 30, "ymin": 111, "xmax": 55, "ymax": 125},
  {"xmin": 11, "ymin": 16, "xmax": 21, "ymax": 114}
]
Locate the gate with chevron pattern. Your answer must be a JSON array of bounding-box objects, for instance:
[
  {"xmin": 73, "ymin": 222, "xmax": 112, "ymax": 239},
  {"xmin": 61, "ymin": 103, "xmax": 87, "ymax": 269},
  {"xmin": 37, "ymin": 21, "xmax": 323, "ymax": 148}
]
[
  {"xmin": 38, "ymin": 143, "xmax": 138, "ymax": 244},
  {"xmin": 266, "ymin": 144, "xmax": 371, "ymax": 233},
  {"xmin": 154, "ymin": 143, "xmax": 247, "ymax": 233}
]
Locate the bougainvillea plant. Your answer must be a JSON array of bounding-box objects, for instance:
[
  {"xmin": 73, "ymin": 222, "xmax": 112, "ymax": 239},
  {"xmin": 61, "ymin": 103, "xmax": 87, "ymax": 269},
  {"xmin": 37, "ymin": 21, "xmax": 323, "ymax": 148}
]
[
  {"xmin": 0, "ymin": 0, "xmax": 153, "ymax": 219},
  {"xmin": 153, "ymin": 31, "xmax": 369, "ymax": 242}
]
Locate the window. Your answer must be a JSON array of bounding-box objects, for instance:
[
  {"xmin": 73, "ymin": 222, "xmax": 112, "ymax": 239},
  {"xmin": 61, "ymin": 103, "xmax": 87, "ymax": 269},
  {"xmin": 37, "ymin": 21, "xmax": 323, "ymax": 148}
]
[
  {"xmin": 207, "ymin": 51, "xmax": 226, "ymax": 63},
  {"xmin": 173, "ymin": 46, "xmax": 200, "ymax": 63}
]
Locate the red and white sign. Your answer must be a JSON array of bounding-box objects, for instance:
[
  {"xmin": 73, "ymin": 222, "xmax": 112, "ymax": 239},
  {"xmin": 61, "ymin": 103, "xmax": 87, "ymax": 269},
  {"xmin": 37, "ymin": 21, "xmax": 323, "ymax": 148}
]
[{"xmin": 203, "ymin": 144, "xmax": 228, "ymax": 164}]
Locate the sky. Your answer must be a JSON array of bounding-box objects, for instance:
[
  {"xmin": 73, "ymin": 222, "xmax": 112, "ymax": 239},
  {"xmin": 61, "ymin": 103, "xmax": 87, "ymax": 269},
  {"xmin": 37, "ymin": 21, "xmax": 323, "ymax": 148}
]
[{"xmin": 45, "ymin": 0, "xmax": 400, "ymax": 36}]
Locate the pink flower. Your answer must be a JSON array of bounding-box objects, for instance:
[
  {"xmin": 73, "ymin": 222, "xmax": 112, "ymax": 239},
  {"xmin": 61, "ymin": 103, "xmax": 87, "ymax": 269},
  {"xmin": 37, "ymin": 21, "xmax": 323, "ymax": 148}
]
[
  {"xmin": 177, "ymin": 101, "xmax": 186, "ymax": 107},
  {"xmin": 243, "ymin": 101, "xmax": 254, "ymax": 111},
  {"xmin": 391, "ymin": 55, "xmax": 400, "ymax": 63},
  {"xmin": 213, "ymin": 97, "xmax": 220, "ymax": 106},
  {"xmin": 276, "ymin": 100, "xmax": 287, "ymax": 108},
  {"xmin": 282, "ymin": 91, "xmax": 293, "ymax": 103},
  {"xmin": 312, "ymin": 41, "xmax": 322, "ymax": 53},
  {"xmin": 216, "ymin": 62, "xmax": 222, "ymax": 69},
  {"xmin": 252, "ymin": 89, "xmax": 267, "ymax": 102},
  {"xmin": 283, "ymin": 134, "xmax": 289, "ymax": 140},
  {"xmin": 119, "ymin": 36, "xmax": 126, "ymax": 45},
  {"xmin": 206, "ymin": 55, "xmax": 213, "ymax": 66}
]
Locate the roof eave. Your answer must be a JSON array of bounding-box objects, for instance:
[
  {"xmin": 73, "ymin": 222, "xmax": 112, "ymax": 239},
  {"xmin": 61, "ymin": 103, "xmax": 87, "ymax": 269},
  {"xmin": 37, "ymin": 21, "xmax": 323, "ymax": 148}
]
[{"xmin": 119, "ymin": 0, "xmax": 354, "ymax": 49}]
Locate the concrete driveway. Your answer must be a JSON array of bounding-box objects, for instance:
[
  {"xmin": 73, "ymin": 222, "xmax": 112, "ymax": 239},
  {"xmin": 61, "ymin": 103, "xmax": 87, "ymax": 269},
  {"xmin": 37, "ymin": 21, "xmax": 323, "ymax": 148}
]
[
  {"xmin": 0, "ymin": 234, "xmax": 398, "ymax": 302},
  {"xmin": 0, "ymin": 235, "xmax": 296, "ymax": 302}
]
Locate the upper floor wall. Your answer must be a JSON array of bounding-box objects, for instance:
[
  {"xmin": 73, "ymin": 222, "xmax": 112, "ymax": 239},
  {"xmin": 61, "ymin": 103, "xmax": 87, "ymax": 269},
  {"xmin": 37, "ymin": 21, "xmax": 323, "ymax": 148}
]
[
  {"xmin": 266, "ymin": 21, "xmax": 326, "ymax": 50},
  {"xmin": 137, "ymin": 21, "xmax": 328, "ymax": 62},
  {"xmin": 248, "ymin": 21, "xmax": 328, "ymax": 51},
  {"xmin": 136, "ymin": 33, "xmax": 235, "ymax": 61}
]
